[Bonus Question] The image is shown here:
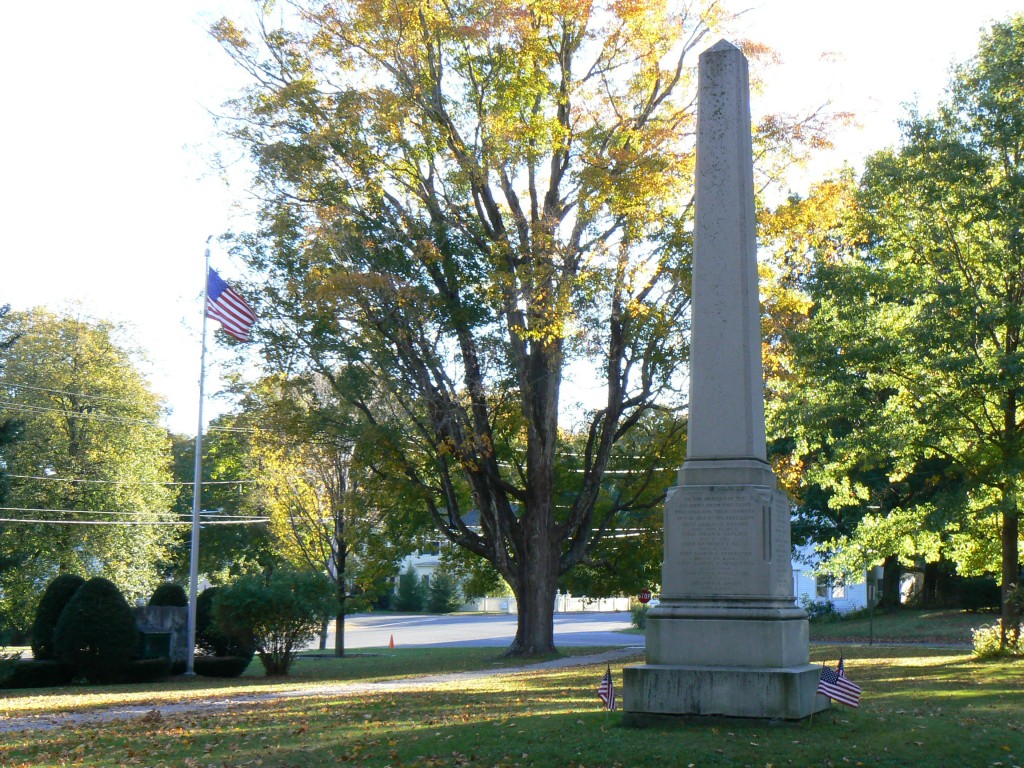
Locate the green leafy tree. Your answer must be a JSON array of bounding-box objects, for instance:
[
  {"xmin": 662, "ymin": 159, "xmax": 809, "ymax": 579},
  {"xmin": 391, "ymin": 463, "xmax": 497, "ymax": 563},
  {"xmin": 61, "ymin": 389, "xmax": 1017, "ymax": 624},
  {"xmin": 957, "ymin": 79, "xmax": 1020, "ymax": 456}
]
[
  {"xmin": 0, "ymin": 304, "xmax": 22, "ymax": 508},
  {"xmin": 426, "ymin": 569, "xmax": 462, "ymax": 613},
  {"xmin": 393, "ymin": 566, "xmax": 427, "ymax": 613},
  {"xmin": 214, "ymin": 0, "xmax": 834, "ymax": 654},
  {"xmin": 213, "ymin": 570, "xmax": 335, "ymax": 675},
  {"xmin": 438, "ymin": 543, "xmax": 510, "ymax": 602},
  {"xmin": 0, "ymin": 305, "xmax": 25, "ymax": 634},
  {"xmin": 167, "ymin": 415, "xmax": 277, "ymax": 584},
  {"xmin": 763, "ymin": 172, "xmax": 931, "ymax": 606},
  {"xmin": 769, "ymin": 16, "xmax": 1024, "ymax": 642},
  {"xmin": 0, "ymin": 309, "xmax": 176, "ymax": 631},
  {"xmin": 247, "ymin": 375, "xmax": 408, "ymax": 656}
]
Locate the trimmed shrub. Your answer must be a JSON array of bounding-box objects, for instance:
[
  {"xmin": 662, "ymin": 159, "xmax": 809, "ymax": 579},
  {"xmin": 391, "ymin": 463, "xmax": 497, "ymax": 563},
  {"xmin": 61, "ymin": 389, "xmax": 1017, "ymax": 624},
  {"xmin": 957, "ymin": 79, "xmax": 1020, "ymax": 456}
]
[
  {"xmin": 30, "ymin": 573, "xmax": 85, "ymax": 660},
  {"xmin": 0, "ymin": 647, "xmax": 23, "ymax": 685},
  {"xmin": 195, "ymin": 587, "xmax": 225, "ymax": 655},
  {"xmin": 0, "ymin": 659, "xmax": 74, "ymax": 689},
  {"xmin": 195, "ymin": 587, "xmax": 254, "ymax": 661},
  {"xmin": 800, "ymin": 597, "xmax": 840, "ymax": 621},
  {"xmin": 214, "ymin": 570, "xmax": 335, "ymax": 676},
  {"xmin": 148, "ymin": 582, "xmax": 188, "ymax": 607},
  {"xmin": 118, "ymin": 657, "xmax": 172, "ymax": 684},
  {"xmin": 53, "ymin": 577, "xmax": 139, "ymax": 683},
  {"xmin": 193, "ymin": 655, "xmax": 251, "ymax": 678}
]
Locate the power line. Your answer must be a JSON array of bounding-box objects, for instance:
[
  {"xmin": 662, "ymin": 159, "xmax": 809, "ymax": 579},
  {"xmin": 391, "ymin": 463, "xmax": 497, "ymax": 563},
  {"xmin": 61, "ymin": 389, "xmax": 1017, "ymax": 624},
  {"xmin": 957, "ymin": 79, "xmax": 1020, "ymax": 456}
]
[
  {"xmin": 1, "ymin": 398, "xmax": 259, "ymax": 436},
  {"xmin": 0, "ymin": 506, "xmax": 268, "ymax": 520},
  {"xmin": 0, "ymin": 518, "xmax": 269, "ymax": 526},
  {"xmin": 0, "ymin": 386, "xmax": 257, "ymax": 436},
  {"xmin": 0, "ymin": 379, "xmax": 144, "ymax": 408},
  {"xmin": 5, "ymin": 474, "xmax": 254, "ymax": 486},
  {"xmin": 0, "ymin": 402, "xmax": 163, "ymax": 429}
]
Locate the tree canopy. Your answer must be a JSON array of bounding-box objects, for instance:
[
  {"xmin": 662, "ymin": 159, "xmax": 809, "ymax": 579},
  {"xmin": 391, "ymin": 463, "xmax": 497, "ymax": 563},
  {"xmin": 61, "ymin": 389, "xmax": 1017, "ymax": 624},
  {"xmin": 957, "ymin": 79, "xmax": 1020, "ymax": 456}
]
[
  {"xmin": 215, "ymin": 0, "xmax": 834, "ymax": 653},
  {"xmin": 0, "ymin": 309, "xmax": 176, "ymax": 630},
  {"xmin": 0, "ymin": 304, "xmax": 23, "ymax": 510},
  {"xmin": 767, "ymin": 15, "xmax": 1024, "ymax": 639},
  {"xmin": 168, "ymin": 415, "xmax": 277, "ymax": 584},
  {"xmin": 246, "ymin": 374, "xmax": 414, "ymax": 654}
]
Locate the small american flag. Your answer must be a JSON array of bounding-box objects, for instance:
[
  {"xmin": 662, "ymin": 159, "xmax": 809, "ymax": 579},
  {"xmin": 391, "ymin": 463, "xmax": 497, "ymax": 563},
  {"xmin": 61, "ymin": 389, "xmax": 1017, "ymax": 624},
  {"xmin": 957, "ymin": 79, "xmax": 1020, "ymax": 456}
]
[
  {"xmin": 206, "ymin": 269, "xmax": 257, "ymax": 342},
  {"xmin": 598, "ymin": 665, "xmax": 617, "ymax": 711},
  {"xmin": 816, "ymin": 657, "xmax": 862, "ymax": 708}
]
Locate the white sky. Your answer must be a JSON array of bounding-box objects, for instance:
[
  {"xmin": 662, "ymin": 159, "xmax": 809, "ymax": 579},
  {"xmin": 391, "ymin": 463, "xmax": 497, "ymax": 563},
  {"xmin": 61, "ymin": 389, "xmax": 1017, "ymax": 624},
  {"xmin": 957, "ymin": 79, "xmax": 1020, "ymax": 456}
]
[{"xmin": 1, "ymin": 1, "xmax": 1019, "ymax": 435}]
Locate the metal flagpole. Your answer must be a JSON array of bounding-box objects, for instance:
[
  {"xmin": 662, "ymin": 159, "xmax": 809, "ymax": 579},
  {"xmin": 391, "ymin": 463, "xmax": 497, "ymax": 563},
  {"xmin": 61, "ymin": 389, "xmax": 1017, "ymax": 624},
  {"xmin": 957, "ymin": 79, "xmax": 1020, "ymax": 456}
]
[{"xmin": 185, "ymin": 238, "xmax": 213, "ymax": 675}]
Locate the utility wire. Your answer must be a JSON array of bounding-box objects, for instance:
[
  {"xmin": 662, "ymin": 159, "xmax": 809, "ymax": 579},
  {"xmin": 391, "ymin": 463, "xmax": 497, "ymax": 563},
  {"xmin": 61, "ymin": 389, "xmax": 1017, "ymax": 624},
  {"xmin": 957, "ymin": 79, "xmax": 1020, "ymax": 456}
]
[
  {"xmin": 5, "ymin": 474, "xmax": 254, "ymax": 486},
  {"xmin": 0, "ymin": 506, "xmax": 267, "ymax": 520},
  {"xmin": 0, "ymin": 518, "xmax": 268, "ymax": 526},
  {"xmin": 0, "ymin": 399, "xmax": 258, "ymax": 435},
  {"xmin": 0, "ymin": 380, "xmax": 145, "ymax": 407},
  {"xmin": 0, "ymin": 402, "xmax": 163, "ymax": 429}
]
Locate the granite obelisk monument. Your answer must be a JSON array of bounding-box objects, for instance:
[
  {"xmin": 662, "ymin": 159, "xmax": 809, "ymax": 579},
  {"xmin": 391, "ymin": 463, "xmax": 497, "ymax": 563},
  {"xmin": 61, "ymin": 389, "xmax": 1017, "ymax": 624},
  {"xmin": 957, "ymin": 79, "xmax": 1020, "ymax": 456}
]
[{"xmin": 623, "ymin": 40, "xmax": 827, "ymax": 721}]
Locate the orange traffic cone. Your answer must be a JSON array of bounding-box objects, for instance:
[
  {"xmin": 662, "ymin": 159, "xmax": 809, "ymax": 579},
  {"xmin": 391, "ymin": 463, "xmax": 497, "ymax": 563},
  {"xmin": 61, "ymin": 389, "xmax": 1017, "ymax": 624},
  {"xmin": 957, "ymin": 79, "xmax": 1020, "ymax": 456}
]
[{"xmin": 389, "ymin": 634, "xmax": 395, "ymax": 649}]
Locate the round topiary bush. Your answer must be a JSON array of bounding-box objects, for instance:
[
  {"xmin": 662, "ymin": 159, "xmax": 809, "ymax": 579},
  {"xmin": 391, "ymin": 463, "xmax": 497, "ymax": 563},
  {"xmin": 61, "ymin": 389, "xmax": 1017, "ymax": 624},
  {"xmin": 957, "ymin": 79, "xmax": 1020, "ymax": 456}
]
[
  {"xmin": 53, "ymin": 577, "xmax": 140, "ymax": 683},
  {"xmin": 30, "ymin": 573, "xmax": 85, "ymax": 660},
  {"xmin": 148, "ymin": 582, "xmax": 188, "ymax": 607}
]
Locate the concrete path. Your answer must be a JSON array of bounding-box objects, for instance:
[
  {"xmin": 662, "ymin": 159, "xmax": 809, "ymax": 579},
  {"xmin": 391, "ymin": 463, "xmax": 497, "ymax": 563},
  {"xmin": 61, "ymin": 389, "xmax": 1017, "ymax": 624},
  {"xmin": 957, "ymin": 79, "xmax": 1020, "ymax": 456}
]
[{"xmin": 0, "ymin": 646, "xmax": 643, "ymax": 735}]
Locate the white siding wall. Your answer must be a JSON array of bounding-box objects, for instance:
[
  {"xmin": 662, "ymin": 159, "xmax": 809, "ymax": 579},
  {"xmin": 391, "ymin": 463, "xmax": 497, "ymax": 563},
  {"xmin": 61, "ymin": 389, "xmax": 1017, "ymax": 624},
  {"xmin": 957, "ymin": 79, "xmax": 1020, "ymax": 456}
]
[{"xmin": 792, "ymin": 545, "xmax": 868, "ymax": 613}]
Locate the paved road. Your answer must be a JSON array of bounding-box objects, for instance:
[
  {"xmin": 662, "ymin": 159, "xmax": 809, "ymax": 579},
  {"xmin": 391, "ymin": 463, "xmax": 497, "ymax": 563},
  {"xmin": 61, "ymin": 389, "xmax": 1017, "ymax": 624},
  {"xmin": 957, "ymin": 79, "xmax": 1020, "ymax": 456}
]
[{"xmin": 317, "ymin": 611, "xmax": 640, "ymax": 650}]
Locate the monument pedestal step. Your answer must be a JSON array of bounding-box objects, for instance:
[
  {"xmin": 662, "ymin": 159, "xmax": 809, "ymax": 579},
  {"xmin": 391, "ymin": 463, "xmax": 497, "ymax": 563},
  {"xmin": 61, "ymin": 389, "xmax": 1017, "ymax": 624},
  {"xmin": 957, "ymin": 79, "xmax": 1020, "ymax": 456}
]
[
  {"xmin": 646, "ymin": 611, "xmax": 809, "ymax": 668},
  {"xmin": 622, "ymin": 663, "xmax": 830, "ymax": 721}
]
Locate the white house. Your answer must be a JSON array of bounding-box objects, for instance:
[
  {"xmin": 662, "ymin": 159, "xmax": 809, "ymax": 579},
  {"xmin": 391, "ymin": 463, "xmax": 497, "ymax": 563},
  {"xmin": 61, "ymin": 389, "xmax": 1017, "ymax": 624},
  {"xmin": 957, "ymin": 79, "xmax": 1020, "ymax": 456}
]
[{"xmin": 791, "ymin": 544, "xmax": 869, "ymax": 613}]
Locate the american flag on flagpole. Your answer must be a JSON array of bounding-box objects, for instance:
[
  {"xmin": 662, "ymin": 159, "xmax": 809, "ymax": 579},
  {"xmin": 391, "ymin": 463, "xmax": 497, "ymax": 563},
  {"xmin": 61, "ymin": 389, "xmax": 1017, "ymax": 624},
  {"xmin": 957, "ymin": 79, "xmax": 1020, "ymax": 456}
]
[
  {"xmin": 816, "ymin": 657, "xmax": 862, "ymax": 708},
  {"xmin": 206, "ymin": 269, "xmax": 257, "ymax": 342},
  {"xmin": 598, "ymin": 665, "xmax": 617, "ymax": 711}
]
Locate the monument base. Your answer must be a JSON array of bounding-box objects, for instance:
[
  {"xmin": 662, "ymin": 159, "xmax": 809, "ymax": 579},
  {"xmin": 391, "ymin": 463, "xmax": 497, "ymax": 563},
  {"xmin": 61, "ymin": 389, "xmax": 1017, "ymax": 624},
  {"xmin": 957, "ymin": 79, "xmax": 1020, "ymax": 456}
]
[
  {"xmin": 622, "ymin": 663, "xmax": 829, "ymax": 721},
  {"xmin": 646, "ymin": 609, "xmax": 809, "ymax": 667}
]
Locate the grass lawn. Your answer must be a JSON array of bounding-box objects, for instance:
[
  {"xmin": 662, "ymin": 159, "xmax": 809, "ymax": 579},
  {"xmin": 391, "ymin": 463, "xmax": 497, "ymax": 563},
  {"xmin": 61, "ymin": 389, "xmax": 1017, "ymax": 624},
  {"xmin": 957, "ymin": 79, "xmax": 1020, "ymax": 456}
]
[
  {"xmin": 2, "ymin": 644, "xmax": 1022, "ymax": 767},
  {"xmin": 809, "ymin": 608, "xmax": 996, "ymax": 645},
  {"xmin": 0, "ymin": 646, "xmax": 613, "ymax": 718}
]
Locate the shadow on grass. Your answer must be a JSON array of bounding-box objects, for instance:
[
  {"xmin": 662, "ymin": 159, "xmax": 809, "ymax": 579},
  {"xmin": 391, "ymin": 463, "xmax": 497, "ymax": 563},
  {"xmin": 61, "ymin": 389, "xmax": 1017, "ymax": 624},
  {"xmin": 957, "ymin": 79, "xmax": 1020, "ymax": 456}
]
[
  {"xmin": 3, "ymin": 654, "xmax": 1024, "ymax": 768},
  {"xmin": 0, "ymin": 646, "xmax": 622, "ymax": 716}
]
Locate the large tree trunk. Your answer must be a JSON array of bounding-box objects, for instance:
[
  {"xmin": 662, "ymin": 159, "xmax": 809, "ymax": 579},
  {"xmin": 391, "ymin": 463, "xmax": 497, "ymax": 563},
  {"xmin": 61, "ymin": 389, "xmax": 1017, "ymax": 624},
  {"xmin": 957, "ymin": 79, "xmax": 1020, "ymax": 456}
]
[
  {"xmin": 1001, "ymin": 503, "xmax": 1020, "ymax": 647},
  {"xmin": 878, "ymin": 554, "xmax": 903, "ymax": 609},
  {"xmin": 334, "ymin": 474, "xmax": 347, "ymax": 657},
  {"xmin": 921, "ymin": 556, "xmax": 956, "ymax": 608},
  {"xmin": 1001, "ymin": 380, "xmax": 1021, "ymax": 646},
  {"xmin": 507, "ymin": 553, "xmax": 559, "ymax": 656},
  {"xmin": 334, "ymin": 585, "xmax": 346, "ymax": 658},
  {"xmin": 503, "ymin": 322, "xmax": 562, "ymax": 656},
  {"xmin": 921, "ymin": 560, "xmax": 939, "ymax": 607}
]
